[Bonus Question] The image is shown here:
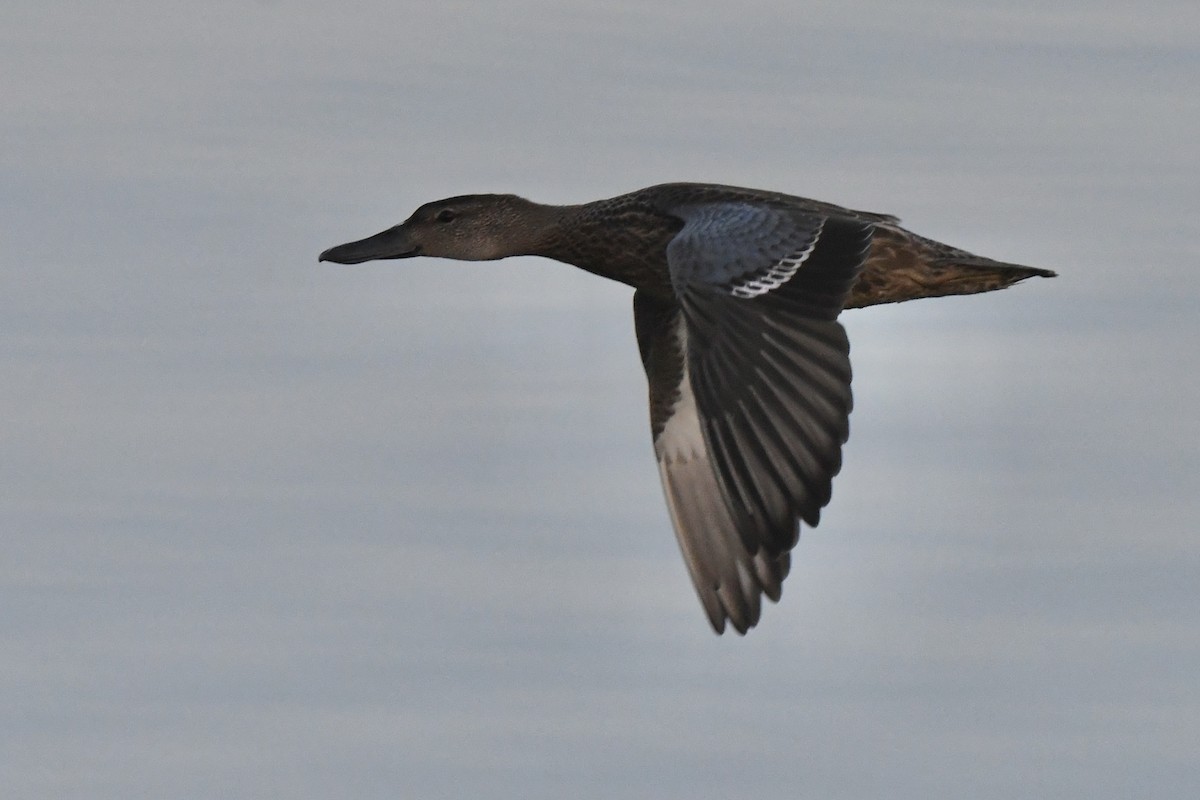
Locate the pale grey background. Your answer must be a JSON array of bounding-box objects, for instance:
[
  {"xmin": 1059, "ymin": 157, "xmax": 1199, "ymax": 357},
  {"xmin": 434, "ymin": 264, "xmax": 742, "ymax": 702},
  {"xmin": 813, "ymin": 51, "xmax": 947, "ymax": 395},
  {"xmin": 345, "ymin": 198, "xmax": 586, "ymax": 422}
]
[{"xmin": 4, "ymin": 1, "xmax": 1198, "ymax": 798}]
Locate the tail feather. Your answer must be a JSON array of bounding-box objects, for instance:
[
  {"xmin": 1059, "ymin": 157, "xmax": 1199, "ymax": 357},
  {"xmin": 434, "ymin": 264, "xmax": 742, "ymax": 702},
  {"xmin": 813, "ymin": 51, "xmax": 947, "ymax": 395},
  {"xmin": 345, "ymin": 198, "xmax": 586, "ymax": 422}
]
[{"xmin": 845, "ymin": 224, "xmax": 1056, "ymax": 309}]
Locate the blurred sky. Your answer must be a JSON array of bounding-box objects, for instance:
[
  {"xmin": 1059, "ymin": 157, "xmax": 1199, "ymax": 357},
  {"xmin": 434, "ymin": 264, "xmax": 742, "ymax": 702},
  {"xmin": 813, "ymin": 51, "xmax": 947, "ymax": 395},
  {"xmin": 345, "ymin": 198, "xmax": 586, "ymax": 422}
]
[{"xmin": 3, "ymin": 1, "xmax": 1199, "ymax": 798}]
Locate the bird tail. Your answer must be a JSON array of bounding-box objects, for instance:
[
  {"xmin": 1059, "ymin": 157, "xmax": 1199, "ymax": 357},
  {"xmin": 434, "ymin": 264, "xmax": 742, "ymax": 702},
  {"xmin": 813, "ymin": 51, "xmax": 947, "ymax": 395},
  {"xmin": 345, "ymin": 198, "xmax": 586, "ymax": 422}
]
[{"xmin": 845, "ymin": 226, "xmax": 1056, "ymax": 309}]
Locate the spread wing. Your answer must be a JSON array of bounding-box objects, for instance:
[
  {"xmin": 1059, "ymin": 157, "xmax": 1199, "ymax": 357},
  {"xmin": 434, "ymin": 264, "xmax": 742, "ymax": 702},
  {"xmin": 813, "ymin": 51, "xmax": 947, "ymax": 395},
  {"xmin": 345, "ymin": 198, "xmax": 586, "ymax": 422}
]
[{"xmin": 634, "ymin": 202, "xmax": 872, "ymax": 634}]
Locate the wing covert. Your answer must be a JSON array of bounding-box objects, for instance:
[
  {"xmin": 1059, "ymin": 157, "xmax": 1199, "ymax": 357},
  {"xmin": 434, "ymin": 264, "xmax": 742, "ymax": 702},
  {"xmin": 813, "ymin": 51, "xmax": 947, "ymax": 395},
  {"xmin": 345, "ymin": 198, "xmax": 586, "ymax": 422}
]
[{"xmin": 633, "ymin": 207, "xmax": 873, "ymax": 633}]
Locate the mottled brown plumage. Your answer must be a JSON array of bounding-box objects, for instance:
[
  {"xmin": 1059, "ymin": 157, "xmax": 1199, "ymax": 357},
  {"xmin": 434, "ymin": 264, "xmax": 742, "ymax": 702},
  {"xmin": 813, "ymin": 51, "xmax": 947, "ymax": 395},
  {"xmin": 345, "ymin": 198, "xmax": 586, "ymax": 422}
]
[
  {"xmin": 321, "ymin": 182, "xmax": 1054, "ymax": 634},
  {"xmin": 321, "ymin": 182, "xmax": 1053, "ymax": 304},
  {"xmin": 848, "ymin": 224, "xmax": 1054, "ymax": 308}
]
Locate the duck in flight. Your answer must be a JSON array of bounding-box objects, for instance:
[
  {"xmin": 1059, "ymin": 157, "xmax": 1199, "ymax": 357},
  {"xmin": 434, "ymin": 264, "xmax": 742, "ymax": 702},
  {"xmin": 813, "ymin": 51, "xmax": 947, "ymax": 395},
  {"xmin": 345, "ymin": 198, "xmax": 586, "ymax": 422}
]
[{"xmin": 320, "ymin": 182, "xmax": 1054, "ymax": 634}]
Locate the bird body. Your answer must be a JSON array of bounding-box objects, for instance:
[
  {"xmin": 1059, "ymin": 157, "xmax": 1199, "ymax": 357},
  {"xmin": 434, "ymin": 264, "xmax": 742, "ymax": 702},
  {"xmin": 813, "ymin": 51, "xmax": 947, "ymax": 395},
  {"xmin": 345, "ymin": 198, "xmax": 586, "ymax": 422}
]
[{"xmin": 320, "ymin": 182, "xmax": 1054, "ymax": 634}]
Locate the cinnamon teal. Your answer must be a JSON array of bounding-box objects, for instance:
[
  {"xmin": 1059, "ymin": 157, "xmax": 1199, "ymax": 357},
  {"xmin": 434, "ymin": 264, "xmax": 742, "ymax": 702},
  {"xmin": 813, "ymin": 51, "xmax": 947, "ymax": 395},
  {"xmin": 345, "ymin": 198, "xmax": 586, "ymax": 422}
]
[{"xmin": 320, "ymin": 182, "xmax": 1055, "ymax": 634}]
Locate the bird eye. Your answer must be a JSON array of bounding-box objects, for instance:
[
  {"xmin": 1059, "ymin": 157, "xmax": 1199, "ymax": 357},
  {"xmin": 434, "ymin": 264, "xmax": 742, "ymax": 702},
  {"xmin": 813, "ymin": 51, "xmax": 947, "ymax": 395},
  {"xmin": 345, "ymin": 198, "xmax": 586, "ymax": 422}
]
[{"xmin": 435, "ymin": 208, "xmax": 457, "ymax": 223}]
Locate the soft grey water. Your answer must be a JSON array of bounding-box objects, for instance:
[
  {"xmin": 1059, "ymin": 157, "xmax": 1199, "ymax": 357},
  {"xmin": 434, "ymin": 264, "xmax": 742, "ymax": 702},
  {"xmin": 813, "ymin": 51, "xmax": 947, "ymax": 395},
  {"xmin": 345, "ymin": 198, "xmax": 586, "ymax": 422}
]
[{"xmin": 4, "ymin": 1, "xmax": 1198, "ymax": 798}]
